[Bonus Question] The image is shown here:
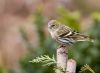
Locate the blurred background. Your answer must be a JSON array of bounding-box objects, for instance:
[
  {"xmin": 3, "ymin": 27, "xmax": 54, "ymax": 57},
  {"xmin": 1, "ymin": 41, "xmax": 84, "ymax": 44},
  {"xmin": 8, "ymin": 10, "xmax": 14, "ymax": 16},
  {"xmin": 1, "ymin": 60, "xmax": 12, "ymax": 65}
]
[{"xmin": 0, "ymin": 0, "xmax": 100, "ymax": 73}]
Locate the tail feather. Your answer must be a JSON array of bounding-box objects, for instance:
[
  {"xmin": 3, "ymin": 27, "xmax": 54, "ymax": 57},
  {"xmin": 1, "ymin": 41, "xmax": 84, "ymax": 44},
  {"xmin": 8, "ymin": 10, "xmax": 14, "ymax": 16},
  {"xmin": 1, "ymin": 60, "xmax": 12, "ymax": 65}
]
[
  {"xmin": 68, "ymin": 33, "xmax": 94, "ymax": 42},
  {"xmin": 76, "ymin": 35, "xmax": 94, "ymax": 42}
]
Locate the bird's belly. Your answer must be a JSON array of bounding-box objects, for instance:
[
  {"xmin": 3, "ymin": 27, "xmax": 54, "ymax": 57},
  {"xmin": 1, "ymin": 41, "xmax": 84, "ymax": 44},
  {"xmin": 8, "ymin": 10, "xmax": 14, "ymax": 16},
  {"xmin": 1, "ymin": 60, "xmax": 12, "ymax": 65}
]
[
  {"xmin": 51, "ymin": 32, "xmax": 57, "ymax": 39},
  {"xmin": 56, "ymin": 37, "xmax": 75, "ymax": 45}
]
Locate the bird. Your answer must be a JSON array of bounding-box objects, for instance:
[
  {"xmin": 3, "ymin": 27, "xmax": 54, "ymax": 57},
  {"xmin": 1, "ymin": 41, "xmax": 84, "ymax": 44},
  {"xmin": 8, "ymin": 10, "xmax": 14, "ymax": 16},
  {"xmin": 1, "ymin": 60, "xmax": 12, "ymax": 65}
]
[{"xmin": 48, "ymin": 20, "xmax": 92, "ymax": 46}]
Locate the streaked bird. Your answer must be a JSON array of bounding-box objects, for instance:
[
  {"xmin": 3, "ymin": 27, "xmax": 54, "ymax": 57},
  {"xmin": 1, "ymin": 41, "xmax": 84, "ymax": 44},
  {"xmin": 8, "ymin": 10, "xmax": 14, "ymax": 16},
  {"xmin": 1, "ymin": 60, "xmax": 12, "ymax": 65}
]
[{"xmin": 48, "ymin": 20, "xmax": 92, "ymax": 46}]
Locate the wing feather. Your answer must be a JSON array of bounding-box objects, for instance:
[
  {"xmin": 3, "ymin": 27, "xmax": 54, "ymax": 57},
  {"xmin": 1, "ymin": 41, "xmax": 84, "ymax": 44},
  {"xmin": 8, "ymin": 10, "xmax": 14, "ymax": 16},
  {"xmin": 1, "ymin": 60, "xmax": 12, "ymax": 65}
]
[{"xmin": 56, "ymin": 25, "xmax": 73, "ymax": 37}]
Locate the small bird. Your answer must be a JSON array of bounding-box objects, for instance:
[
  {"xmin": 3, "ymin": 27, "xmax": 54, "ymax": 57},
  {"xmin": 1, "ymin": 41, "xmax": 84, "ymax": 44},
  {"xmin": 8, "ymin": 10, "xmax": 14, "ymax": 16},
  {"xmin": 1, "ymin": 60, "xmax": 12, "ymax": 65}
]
[{"xmin": 48, "ymin": 20, "xmax": 92, "ymax": 46}]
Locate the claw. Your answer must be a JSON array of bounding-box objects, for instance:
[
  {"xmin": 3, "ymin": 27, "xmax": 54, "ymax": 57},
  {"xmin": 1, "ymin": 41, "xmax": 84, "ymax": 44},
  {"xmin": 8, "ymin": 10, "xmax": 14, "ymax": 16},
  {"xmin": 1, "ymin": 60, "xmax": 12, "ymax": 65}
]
[{"xmin": 59, "ymin": 45, "xmax": 66, "ymax": 48}]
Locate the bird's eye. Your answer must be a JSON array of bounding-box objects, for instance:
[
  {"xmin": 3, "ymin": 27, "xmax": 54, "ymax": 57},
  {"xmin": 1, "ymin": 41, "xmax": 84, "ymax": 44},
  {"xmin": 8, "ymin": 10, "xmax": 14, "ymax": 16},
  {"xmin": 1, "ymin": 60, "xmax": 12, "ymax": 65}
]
[{"xmin": 51, "ymin": 24, "xmax": 55, "ymax": 27}]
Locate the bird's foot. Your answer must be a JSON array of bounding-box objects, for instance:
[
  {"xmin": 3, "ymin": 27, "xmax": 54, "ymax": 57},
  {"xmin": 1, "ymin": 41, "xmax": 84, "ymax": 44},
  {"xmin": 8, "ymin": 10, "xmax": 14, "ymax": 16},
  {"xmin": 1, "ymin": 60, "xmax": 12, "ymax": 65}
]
[{"xmin": 59, "ymin": 45, "xmax": 66, "ymax": 48}]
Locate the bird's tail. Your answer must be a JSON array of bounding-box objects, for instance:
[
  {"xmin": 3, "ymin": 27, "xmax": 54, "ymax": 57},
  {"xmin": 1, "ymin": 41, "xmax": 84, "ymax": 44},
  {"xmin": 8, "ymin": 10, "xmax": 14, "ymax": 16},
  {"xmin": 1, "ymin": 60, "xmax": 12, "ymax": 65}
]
[{"xmin": 76, "ymin": 34, "xmax": 94, "ymax": 42}]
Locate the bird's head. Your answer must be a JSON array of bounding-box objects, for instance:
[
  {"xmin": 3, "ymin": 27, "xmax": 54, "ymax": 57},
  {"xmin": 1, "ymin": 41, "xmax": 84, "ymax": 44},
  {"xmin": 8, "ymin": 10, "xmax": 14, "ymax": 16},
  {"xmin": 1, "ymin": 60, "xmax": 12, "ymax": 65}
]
[{"xmin": 48, "ymin": 20, "xmax": 60, "ymax": 31}]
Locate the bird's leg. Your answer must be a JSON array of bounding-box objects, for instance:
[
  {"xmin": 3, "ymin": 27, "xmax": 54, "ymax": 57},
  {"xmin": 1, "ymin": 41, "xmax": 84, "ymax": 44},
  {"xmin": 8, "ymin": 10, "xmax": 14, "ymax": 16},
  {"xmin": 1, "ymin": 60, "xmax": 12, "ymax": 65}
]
[{"xmin": 59, "ymin": 45, "xmax": 66, "ymax": 48}]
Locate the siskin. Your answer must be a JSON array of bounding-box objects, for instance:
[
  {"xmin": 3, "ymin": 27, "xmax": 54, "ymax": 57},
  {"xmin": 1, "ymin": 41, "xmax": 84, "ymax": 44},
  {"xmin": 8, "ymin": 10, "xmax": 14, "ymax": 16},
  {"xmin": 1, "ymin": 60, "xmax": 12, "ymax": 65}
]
[{"xmin": 48, "ymin": 20, "xmax": 92, "ymax": 46}]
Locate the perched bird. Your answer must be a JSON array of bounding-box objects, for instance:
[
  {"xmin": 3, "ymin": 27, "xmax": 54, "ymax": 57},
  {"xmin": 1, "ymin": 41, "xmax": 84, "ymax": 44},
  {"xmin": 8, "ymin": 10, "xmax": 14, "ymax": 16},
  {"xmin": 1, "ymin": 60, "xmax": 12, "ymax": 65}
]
[{"xmin": 48, "ymin": 20, "xmax": 92, "ymax": 46}]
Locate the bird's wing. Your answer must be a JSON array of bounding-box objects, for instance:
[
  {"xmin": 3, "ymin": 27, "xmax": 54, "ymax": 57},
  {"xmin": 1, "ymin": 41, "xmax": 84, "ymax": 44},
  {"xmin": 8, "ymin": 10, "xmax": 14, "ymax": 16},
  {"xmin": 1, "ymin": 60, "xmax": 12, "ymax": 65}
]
[
  {"xmin": 67, "ymin": 32, "xmax": 90, "ymax": 41},
  {"xmin": 56, "ymin": 25, "xmax": 74, "ymax": 38},
  {"xmin": 57, "ymin": 25, "xmax": 90, "ymax": 42},
  {"xmin": 55, "ymin": 25, "xmax": 75, "ymax": 44}
]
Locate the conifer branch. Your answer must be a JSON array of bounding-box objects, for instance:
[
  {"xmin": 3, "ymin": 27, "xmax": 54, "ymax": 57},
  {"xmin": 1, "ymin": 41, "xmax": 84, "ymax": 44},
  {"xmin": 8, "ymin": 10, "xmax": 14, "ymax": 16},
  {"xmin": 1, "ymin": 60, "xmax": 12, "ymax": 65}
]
[{"xmin": 29, "ymin": 55, "xmax": 56, "ymax": 66}]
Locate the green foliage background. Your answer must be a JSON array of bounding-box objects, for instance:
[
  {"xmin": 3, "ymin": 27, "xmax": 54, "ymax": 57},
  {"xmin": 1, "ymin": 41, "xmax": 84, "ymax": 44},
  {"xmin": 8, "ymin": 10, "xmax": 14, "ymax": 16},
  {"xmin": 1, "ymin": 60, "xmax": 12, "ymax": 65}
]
[{"xmin": 19, "ymin": 8, "xmax": 100, "ymax": 73}]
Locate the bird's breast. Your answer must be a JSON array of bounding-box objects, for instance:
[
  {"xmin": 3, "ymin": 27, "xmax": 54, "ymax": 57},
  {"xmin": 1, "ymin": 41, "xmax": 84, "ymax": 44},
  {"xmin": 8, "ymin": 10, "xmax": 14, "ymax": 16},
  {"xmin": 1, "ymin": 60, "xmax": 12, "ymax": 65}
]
[{"xmin": 50, "ymin": 31, "xmax": 57, "ymax": 40}]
